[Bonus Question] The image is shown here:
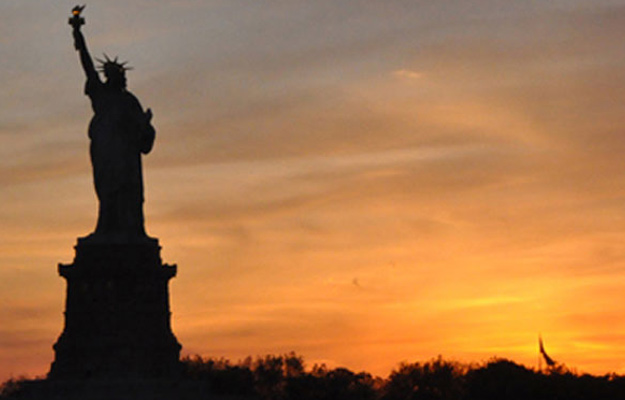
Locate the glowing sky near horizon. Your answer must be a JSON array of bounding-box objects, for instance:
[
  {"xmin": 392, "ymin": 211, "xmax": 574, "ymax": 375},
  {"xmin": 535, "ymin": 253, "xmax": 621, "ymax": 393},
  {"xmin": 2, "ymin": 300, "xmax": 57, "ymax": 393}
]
[{"xmin": 3, "ymin": 0, "xmax": 625, "ymax": 381}]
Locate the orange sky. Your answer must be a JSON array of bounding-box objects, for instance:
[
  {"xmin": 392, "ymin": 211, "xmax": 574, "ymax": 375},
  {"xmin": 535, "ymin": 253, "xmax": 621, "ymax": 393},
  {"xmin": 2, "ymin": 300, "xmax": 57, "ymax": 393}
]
[{"xmin": 3, "ymin": 0, "xmax": 625, "ymax": 381}]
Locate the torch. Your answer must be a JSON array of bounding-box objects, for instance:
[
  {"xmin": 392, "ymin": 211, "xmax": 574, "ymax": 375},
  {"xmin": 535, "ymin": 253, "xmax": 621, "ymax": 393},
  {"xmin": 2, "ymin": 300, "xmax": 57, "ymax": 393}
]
[{"xmin": 69, "ymin": 5, "xmax": 86, "ymax": 29}]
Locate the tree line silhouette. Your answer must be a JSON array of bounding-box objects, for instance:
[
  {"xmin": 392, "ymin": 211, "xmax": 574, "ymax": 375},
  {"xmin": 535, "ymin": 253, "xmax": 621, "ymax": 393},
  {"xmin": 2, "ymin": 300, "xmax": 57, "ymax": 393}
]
[{"xmin": 4, "ymin": 353, "xmax": 625, "ymax": 399}]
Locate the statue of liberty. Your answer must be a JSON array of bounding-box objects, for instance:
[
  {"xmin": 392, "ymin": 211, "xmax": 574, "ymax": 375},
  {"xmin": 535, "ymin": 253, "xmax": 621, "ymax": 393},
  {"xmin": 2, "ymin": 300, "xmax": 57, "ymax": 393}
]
[
  {"xmin": 49, "ymin": 9, "xmax": 180, "ymax": 381},
  {"xmin": 69, "ymin": 6, "xmax": 155, "ymax": 240}
]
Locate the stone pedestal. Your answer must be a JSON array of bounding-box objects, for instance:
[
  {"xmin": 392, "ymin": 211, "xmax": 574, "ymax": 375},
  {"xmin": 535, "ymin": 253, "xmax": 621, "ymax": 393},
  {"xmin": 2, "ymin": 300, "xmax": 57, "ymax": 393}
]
[{"xmin": 49, "ymin": 237, "xmax": 182, "ymax": 379}]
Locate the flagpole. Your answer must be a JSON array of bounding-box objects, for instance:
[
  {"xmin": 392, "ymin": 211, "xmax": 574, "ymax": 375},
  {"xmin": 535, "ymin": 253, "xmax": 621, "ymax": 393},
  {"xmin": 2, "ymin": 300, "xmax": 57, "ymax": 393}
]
[{"xmin": 538, "ymin": 343, "xmax": 542, "ymax": 372}]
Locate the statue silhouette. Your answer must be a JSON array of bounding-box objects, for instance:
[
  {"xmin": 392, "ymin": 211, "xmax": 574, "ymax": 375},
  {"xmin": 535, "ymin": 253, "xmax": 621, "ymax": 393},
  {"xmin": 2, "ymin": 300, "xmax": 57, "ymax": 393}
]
[
  {"xmin": 47, "ymin": 6, "xmax": 182, "ymax": 384},
  {"xmin": 70, "ymin": 6, "xmax": 155, "ymax": 240}
]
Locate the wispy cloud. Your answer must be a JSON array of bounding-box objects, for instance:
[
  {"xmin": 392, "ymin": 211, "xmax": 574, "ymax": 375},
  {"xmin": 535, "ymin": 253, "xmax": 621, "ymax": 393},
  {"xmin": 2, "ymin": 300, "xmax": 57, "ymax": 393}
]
[{"xmin": 393, "ymin": 69, "xmax": 423, "ymax": 80}]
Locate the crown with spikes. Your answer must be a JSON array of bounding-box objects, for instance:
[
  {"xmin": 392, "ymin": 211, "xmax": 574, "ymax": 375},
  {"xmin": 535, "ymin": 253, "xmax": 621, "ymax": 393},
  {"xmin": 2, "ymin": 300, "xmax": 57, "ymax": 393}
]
[{"xmin": 95, "ymin": 53, "xmax": 133, "ymax": 76}]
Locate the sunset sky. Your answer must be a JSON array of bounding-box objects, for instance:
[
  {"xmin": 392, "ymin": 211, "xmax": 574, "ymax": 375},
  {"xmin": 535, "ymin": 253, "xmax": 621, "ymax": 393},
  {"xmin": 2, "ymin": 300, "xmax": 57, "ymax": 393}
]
[{"xmin": 3, "ymin": 0, "xmax": 625, "ymax": 381}]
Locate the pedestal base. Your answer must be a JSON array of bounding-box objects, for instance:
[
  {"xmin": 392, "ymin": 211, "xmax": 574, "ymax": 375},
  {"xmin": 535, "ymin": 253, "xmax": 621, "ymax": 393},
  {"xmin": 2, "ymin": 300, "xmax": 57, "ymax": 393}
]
[{"xmin": 49, "ymin": 238, "xmax": 181, "ymax": 379}]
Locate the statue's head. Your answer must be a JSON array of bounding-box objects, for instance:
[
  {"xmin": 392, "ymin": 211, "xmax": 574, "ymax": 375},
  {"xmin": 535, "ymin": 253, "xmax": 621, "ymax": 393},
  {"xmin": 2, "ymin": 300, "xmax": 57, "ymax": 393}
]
[{"xmin": 96, "ymin": 54, "xmax": 132, "ymax": 90}]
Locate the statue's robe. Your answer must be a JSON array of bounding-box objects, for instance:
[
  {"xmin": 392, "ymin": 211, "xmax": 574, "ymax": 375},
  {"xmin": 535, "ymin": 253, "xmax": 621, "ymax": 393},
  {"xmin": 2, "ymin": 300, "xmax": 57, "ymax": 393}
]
[{"xmin": 85, "ymin": 76, "xmax": 155, "ymax": 237}]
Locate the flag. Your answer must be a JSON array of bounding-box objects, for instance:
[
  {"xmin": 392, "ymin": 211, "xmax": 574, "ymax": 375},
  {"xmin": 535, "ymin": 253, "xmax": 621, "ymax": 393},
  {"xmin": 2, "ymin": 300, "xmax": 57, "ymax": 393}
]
[{"xmin": 539, "ymin": 335, "xmax": 556, "ymax": 367}]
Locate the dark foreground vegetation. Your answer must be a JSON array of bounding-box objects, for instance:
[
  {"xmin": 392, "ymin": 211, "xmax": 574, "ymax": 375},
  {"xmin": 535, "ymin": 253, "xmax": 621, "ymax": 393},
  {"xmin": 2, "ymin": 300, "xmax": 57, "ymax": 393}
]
[{"xmin": 3, "ymin": 354, "xmax": 625, "ymax": 399}]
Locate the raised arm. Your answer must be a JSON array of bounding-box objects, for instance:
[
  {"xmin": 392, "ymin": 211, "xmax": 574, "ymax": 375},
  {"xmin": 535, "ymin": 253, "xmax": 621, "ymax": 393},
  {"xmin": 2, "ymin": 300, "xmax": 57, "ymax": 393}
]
[{"xmin": 69, "ymin": 6, "xmax": 99, "ymax": 83}]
